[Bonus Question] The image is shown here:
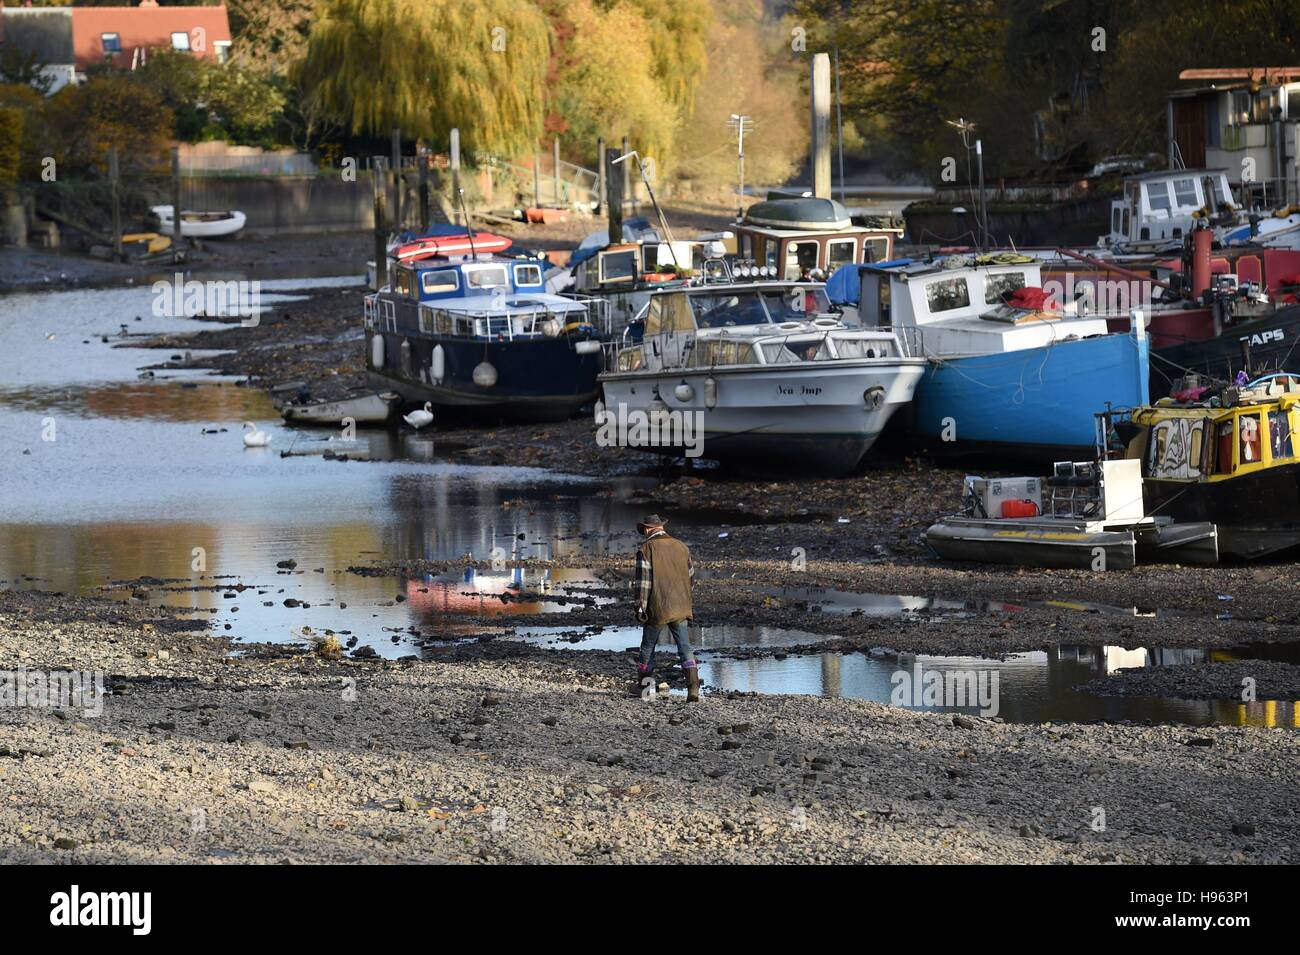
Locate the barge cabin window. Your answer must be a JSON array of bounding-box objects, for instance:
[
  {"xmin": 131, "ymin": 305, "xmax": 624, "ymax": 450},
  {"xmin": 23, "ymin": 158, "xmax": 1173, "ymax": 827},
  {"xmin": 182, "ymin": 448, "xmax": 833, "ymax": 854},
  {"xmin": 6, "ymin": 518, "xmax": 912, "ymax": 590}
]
[
  {"xmin": 827, "ymin": 239, "xmax": 856, "ymax": 271},
  {"xmin": 926, "ymin": 277, "xmax": 971, "ymax": 313},
  {"xmin": 513, "ymin": 264, "xmax": 543, "ymax": 287},
  {"xmin": 599, "ymin": 250, "xmax": 638, "ymax": 284},
  {"xmin": 985, "ymin": 271, "xmax": 1026, "ymax": 304},
  {"xmin": 784, "ymin": 241, "xmax": 820, "ymax": 280},
  {"xmin": 464, "ymin": 265, "xmax": 508, "ymax": 289},
  {"xmin": 394, "ymin": 269, "xmax": 414, "ymax": 298},
  {"xmin": 421, "ymin": 269, "xmax": 459, "ymax": 294}
]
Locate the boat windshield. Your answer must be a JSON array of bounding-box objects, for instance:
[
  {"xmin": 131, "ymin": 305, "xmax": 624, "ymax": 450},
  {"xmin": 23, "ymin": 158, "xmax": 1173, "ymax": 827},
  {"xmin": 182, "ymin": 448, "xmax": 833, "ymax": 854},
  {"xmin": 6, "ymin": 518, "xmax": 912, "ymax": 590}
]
[
  {"xmin": 760, "ymin": 288, "xmax": 831, "ymax": 321},
  {"xmin": 689, "ymin": 291, "xmax": 771, "ymax": 327}
]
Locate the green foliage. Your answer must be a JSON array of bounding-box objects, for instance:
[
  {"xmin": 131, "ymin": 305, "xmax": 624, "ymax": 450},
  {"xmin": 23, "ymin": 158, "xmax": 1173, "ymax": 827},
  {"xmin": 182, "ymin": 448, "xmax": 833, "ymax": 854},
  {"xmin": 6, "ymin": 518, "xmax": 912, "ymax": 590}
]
[
  {"xmin": 299, "ymin": 0, "xmax": 552, "ymax": 155},
  {"xmin": 133, "ymin": 49, "xmax": 286, "ymax": 143},
  {"xmin": 0, "ymin": 46, "xmax": 54, "ymax": 96},
  {"xmin": 797, "ymin": 0, "xmax": 1300, "ymax": 180},
  {"xmin": 0, "ymin": 107, "xmax": 22, "ymax": 189},
  {"xmin": 42, "ymin": 74, "xmax": 173, "ymax": 179}
]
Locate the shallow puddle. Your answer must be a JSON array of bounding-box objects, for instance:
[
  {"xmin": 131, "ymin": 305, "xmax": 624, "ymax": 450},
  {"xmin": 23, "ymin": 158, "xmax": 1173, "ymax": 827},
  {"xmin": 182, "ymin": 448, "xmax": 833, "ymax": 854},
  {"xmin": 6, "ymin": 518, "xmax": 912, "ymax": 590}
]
[{"xmin": 504, "ymin": 623, "xmax": 1300, "ymax": 728}]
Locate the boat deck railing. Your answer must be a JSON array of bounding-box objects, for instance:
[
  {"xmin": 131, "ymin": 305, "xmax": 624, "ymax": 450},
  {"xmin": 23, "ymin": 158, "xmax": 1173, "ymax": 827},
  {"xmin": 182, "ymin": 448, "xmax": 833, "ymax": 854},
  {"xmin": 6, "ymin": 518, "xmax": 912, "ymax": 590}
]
[
  {"xmin": 602, "ymin": 324, "xmax": 925, "ymax": 373},
  {"xmin": 366, "ymin": 292, "xmax": 606, "ymax": 342}
]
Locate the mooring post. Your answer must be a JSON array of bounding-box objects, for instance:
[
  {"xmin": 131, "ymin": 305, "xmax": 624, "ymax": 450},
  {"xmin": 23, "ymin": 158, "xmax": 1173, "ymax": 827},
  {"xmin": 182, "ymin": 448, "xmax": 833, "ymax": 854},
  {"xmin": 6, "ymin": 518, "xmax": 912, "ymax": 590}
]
[
  {"xmin": 450, "ymin": 128, "xmax": 461, "ymax": 227},
  {"xmin": 553, "ymin": 137, "xmax": 561, "ymax": 206},
  {"xmin": 170, "ymin": 146, "xmax": 182, "ymax": 262},
  {"xmin": 373, "ymin": 157, "xmax": 388, "ymax": 291},
  {"xmin": 390, "ymin": 127, "xmax": 402, "ymax": 230},
  {"xmin": 418, "ymin": 145, "xmax": 429, "ymax": 231},
  {"xmin": 532, "ymin": 152, "xmax": 540, "ymax": 209},
  {"xmin": 622, "ymin": 136, "xmax": 635, "ymax": 214},
  {"xmin": 109, "ymin": 146, "xmax": 122, "ymax": 262},
  {"xmin": 596, "ymin": 136, "xmax": 606, "ymax": 214},
  {"xmin": 606, "ymin": 146, "xmax": 623, "ymax": 243}
]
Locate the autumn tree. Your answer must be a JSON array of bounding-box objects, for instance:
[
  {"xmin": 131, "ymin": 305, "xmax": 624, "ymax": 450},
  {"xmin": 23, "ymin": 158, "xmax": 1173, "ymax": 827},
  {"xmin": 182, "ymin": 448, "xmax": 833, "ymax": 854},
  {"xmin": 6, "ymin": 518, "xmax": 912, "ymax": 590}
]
[{"xmin": 297, "ymin": 0, "xmax": 552, "ymax": 156}]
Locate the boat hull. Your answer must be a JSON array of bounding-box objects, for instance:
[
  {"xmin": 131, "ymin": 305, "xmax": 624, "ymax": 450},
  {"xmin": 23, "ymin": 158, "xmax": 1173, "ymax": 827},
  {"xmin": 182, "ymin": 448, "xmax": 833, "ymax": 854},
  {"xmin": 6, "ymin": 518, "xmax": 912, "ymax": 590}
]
[
  {"xmin": 366, "ymin": 330, "xmax": 602, "ymax": 422},
  {"xmin": 280, "ymin": 392, "xmax": 398, "ymax": 426},
  {"xmin": 908, "ymin": 331, "xmax": 1150, "ymax": 457},
  {"xmin": 1149, "ymin": 305, "xmax": 1300, "ymax": 397},
  {"xmin": 599, "ymin": 359, "xmax": 925, "ymax": 474},
  {"xmin": 1144, "ymin": 464, "xmax": 1300, "ymax": 560},
  {"xmin": 924, "ymin": 520, "xmax": 1138, "ymax": 570}
]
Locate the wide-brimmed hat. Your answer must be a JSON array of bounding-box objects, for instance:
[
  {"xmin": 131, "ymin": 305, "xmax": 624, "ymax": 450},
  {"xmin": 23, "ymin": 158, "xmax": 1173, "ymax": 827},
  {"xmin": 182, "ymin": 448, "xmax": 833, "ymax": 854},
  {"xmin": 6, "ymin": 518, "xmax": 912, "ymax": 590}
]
[{"xmin": 637, "ymin": 514, "xmax": 666, "ymax": 533}]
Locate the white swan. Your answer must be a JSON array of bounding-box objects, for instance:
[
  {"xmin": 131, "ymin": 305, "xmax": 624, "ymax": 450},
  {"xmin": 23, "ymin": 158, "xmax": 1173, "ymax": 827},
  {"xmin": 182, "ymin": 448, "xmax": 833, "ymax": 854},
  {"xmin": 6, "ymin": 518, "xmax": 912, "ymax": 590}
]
[
  {"xmin": 403, "ymin": 402, "xmax": 434, "ymax": 429},
  {"xmin": 242, "ymin": 421, "xmax": 272, "ymax": 447}
]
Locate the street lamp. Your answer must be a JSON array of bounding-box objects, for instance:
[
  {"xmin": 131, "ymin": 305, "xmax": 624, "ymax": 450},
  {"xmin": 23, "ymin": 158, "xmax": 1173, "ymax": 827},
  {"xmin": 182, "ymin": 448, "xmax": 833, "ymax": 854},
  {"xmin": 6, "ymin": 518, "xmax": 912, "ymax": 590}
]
[
  {"xmin": 945, "ymin": 117, "xmax": 988, "ymax": 249},
  {"xmin": 728, "ymin": 113, "xmax": 752, "ymax": 218}
]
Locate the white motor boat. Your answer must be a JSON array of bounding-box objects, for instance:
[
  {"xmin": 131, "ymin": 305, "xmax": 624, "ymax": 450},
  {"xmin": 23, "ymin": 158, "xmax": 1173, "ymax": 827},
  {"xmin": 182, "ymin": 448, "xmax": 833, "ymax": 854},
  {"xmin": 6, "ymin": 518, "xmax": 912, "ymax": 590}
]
[
  {"xmin": 598, "ymin": 278, "xmax": 925, "ymax": 474},
  {"xmin": 152, "ymin": 205, "xmax": 246, "ymax": 238}
]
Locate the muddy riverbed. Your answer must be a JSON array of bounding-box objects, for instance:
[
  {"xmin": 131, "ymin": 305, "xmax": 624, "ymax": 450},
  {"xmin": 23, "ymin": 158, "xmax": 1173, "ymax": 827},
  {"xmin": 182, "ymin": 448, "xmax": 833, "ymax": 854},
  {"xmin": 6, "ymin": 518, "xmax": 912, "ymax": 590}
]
[{"xmin": 3, "ymin": 277, "xmax": 1299, "ymax": 861}]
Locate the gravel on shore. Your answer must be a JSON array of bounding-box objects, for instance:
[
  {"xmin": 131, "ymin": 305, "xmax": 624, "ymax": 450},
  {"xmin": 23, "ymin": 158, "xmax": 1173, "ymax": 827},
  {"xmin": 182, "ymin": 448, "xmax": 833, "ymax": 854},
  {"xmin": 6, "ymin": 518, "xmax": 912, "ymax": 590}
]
[{"xmin": 1, "ymin": 588, "xmax": 1294, "ymax": 864}]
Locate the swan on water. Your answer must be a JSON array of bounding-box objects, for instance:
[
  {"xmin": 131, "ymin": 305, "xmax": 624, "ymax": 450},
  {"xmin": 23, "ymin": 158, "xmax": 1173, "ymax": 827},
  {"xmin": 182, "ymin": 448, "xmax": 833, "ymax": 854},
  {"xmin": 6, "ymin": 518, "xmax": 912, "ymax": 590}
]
[
  {"xmin": 242, "ymin": 421, "xmax": 272, "ymax": 447},
  {"xmin": 403, "ymin": 402, "xmax": 434, "ymax": 429}
]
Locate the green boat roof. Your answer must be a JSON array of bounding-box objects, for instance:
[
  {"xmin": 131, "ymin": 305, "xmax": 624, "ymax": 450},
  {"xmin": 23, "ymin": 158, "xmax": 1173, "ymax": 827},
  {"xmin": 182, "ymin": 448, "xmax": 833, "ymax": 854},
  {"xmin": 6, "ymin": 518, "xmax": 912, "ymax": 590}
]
[{"xmin": 743, "ymin": 197, "xmax": 853, "ymax": 231}]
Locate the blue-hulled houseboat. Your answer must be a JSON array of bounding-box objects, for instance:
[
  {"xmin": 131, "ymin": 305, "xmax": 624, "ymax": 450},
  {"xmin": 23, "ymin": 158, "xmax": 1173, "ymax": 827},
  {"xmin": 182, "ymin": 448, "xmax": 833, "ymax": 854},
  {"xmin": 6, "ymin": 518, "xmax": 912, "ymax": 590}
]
[
  {"xmin": 829, "ymin": 255, "xmax": 1150, "ymax": 456},
  {"xmin": 364, "ymin": 248, "xmax": 608, "ymax": 421}
]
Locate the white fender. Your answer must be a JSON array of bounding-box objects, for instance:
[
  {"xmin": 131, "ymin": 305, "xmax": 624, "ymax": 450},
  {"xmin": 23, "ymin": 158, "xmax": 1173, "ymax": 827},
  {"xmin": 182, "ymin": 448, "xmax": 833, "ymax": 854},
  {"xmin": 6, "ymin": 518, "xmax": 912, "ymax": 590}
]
[
  {"xmin": 432, "ymin": 344, "xmax": 446, "ymax": 383},
  {"xmin": 370, "ymin": 333, "xmax": 384, "ymax": 369}
]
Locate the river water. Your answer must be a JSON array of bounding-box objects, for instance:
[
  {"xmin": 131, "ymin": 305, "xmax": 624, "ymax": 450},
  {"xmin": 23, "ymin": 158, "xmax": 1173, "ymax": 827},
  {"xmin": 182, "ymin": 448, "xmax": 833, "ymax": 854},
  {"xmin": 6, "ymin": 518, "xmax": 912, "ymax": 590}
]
[{"xmin": 1, "ymin": 278, "xmax": 1295, "ymax": 728}]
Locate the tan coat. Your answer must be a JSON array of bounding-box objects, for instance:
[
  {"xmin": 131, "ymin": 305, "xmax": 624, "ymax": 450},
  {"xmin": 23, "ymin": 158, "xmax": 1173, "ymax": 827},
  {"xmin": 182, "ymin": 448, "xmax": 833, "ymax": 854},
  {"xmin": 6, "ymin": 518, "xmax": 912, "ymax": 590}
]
[{"xmin": 640, "ymin": 534, "xmax": 693, "ymax": 626}]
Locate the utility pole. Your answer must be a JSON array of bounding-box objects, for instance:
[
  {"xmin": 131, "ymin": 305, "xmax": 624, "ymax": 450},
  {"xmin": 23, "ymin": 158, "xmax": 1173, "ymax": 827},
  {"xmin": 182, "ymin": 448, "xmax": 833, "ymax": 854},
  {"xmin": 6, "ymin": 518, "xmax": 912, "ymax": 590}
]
[
  {"xmin": 728, "ymin": 114, "xmax": 752, "ymax": 219},
  {"xmin": 945, "ymin": 117, "xmax": 988, "ymax": 249}
]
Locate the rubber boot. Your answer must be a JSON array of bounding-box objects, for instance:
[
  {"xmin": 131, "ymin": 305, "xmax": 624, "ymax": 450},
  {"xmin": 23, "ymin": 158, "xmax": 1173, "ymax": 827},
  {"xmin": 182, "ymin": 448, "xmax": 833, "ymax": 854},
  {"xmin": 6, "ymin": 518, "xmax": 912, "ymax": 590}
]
[
  {"xmin": 632, "ymin": 663, "xmax": 653, "ymax": 698},
  {"xmin": 685, "ymin": 664, "xmax": 700, "ymax": 703}
]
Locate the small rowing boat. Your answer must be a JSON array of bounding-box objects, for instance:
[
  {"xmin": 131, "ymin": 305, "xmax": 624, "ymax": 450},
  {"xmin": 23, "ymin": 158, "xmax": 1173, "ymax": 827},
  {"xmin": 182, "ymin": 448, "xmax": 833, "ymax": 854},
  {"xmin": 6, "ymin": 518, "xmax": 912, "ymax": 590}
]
[
  {"xmin": 152, "ymin": 205, "xmax": 246, "ymax": 238},
  {"xmin": 278, "ymin": 390, "xmax": 400, "ymax": 426}
]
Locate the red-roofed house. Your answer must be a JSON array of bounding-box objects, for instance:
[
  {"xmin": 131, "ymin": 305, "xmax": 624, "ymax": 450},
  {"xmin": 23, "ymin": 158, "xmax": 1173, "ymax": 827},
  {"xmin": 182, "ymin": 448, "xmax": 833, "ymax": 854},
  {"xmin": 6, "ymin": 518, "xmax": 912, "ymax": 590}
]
[
  {"xmin": 0, "ymin": 0, "xmax": 232, "ymax": 91},
  {"xmin": 72, "ymin": 0, "xmax": 232, "ymax": 72}
]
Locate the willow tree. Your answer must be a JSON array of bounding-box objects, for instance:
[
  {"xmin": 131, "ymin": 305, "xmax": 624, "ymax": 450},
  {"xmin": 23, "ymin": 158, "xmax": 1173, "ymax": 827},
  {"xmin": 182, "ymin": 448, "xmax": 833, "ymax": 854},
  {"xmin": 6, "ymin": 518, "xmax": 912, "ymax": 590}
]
[{"xmin": 298, "ymin": 0, "xmax": 551, "ymax": 155}]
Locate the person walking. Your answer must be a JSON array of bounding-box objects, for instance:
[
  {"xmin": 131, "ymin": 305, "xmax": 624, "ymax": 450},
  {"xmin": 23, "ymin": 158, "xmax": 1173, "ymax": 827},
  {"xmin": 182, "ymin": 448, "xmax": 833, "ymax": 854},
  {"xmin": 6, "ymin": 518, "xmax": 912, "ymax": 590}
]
[{"xmin": 632, "ymin": 514, "xmax": 699, "ymax": 702}]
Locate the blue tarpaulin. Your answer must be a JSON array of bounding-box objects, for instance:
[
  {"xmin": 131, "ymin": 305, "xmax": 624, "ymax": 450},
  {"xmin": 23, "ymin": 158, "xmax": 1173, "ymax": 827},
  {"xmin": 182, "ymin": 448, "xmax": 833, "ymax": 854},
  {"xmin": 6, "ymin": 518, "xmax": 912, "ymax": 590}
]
[{"xmin": 825, "ymin": 260, "xmax": 913, "ymax": 305}]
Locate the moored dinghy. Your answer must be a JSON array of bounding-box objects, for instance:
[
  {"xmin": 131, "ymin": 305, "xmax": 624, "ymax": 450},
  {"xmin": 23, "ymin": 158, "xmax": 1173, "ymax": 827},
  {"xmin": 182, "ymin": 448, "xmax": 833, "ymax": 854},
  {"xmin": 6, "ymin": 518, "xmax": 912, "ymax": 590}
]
[
  {"xmin": 278, "ymin": 390, "xmax": 400, "ymax": 426},
  {"xmin": 152, "ymin": 205, "xmax": 246, "ymax": 238}
]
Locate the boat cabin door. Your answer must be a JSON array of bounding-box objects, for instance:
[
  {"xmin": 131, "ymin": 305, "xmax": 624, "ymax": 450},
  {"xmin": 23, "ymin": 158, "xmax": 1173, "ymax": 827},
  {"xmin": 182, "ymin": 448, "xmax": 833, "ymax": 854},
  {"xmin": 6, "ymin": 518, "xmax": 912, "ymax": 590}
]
[
  {"xmin": 644, "ymin": 293, "xmax": 696, "ymax": 369},
  {"xmin": 857, "ymin": 272, "xmax": 889, "ymax": 327}
]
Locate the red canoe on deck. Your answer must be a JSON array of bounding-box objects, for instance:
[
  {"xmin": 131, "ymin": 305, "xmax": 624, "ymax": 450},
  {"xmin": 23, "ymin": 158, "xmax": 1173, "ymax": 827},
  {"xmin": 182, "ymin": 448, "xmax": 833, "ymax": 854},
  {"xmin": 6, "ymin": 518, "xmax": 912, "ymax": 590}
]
[{"xmin": 393, "ymin": 233, "xmax": 513, "ymax": 261}]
